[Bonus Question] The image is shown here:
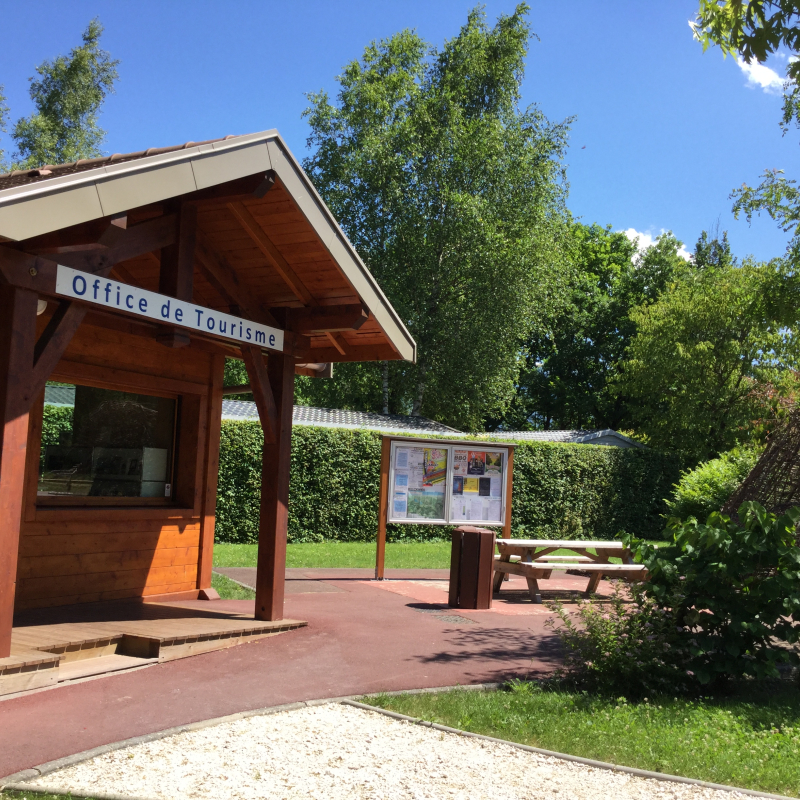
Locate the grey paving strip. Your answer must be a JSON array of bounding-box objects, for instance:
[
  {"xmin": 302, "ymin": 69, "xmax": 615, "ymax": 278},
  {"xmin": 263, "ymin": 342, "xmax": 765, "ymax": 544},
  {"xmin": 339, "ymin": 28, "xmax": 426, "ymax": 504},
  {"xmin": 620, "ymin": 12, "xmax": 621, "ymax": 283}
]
[{"xmin": 1, "ymin": 682, "xmax": 792, "ymax": 800}]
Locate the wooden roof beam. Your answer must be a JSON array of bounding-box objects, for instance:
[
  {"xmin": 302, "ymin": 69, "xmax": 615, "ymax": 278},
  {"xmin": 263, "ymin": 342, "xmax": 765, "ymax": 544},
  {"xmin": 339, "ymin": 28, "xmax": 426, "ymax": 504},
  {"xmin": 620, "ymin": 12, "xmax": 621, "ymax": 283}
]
[
  {"xmin": 227, "ymin": 201, "xmax": 316, "ymax": 307},
  {"xmin": 283, "ymin": 304, "xmax": 369, "ymax": 334},
  {"xmin": 195, "ymin": 234, "xmax": 280, "ymax": 328},
  {"xmin": 23, "ymin": 213, "xmax": 178, "ymax": 273}
]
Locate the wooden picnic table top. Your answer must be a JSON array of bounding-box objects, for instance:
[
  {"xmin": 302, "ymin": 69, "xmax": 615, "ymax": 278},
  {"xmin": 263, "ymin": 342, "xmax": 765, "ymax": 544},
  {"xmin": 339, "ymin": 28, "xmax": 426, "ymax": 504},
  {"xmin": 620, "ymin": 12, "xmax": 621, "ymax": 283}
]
[{"xmin": 496, "ymin": 539, "xmax": 628, "ymax": 550}]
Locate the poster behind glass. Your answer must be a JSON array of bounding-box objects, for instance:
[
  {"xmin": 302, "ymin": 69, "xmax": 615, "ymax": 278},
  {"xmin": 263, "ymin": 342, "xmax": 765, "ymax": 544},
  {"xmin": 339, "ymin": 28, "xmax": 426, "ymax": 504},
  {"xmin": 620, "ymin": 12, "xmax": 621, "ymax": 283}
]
[
  {"xmin": 449, "ymin": 448, "xmax": 505, "ymax": 523},
  {"xmin": 390, "ymin": 445, "xmax": 448, "ymax": 522}
]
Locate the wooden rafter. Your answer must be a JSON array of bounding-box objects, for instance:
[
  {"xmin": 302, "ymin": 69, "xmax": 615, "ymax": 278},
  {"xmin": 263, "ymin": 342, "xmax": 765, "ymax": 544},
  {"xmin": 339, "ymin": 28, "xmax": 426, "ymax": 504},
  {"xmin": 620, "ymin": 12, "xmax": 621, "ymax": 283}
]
[
  {"xmin": 227, "ymin": 201, "xmax": 315, "ymax": 306},
  {"xmin": 195, "ymin": 235, "xmax": 280, "ymax": 327}
]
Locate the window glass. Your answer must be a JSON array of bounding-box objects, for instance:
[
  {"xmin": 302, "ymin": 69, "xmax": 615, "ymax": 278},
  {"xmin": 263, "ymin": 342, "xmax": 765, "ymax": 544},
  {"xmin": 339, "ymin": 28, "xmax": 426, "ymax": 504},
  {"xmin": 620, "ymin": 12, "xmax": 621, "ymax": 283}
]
[{"xmin": 39, "ymin": 382, "xmax": 176, "ymax": 499}]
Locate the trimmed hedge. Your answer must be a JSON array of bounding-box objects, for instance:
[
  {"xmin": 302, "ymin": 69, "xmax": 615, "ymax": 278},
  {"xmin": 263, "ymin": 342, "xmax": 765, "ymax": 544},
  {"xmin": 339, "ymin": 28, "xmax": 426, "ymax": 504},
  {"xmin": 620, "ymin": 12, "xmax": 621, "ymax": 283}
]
[
  {"xmin": 216, "ymin": 421, "xmax": 681, "ymax": 543},
  {"xmin": 41, "ymin": 406, "xmax": 74, "ymax": 446},
  {"xmin": 39, "ymin": 407, "xmax": 680, "ymax": 542}
]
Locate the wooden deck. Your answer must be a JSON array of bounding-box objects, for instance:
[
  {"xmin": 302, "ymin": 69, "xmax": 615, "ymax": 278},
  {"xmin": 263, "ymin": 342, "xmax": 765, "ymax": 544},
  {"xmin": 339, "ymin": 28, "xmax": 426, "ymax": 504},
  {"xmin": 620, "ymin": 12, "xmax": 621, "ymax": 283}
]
[{"xmin": 0, "ymin": 600, "xmax": 306, "ymax": 696}]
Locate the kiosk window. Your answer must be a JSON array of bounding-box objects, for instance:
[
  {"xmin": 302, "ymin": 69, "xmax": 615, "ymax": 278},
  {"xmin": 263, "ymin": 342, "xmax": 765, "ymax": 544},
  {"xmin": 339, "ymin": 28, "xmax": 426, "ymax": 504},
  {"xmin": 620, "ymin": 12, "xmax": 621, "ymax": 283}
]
[{"xmin": 38, "ymin": 382, "xmax": 176, "ymax": 499}]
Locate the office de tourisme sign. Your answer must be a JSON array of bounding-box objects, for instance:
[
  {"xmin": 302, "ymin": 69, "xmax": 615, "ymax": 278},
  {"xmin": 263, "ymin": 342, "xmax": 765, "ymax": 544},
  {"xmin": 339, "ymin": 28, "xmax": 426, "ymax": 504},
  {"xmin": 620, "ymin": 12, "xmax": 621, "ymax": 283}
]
[{"xmin": 55, "ymin": 265, "xmax": 284, "ymax": 351}]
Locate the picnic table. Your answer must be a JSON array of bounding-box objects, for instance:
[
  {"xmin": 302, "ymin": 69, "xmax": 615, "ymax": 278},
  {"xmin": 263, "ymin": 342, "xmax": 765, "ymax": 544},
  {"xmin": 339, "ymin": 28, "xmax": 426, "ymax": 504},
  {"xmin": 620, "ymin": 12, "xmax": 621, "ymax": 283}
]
[{"xmin": 493, "ymin": 539, "xmax": 648, "ymax": 603}]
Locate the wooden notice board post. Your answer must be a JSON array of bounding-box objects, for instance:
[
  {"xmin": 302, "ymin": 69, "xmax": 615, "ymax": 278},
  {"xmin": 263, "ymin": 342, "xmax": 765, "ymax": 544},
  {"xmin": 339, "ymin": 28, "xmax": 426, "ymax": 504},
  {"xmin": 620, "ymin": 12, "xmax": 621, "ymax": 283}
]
[{"xmin": 375, "ymin": 435, "xmax": 515, "ymax": 580}]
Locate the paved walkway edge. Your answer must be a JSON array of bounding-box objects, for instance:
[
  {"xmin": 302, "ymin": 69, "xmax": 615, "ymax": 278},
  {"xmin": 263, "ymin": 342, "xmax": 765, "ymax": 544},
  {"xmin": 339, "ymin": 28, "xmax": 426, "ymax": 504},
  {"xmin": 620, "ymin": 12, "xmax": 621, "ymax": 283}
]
[{"xmin": 1, "ymin": 683, "xmax": 793, "ymax": 800}]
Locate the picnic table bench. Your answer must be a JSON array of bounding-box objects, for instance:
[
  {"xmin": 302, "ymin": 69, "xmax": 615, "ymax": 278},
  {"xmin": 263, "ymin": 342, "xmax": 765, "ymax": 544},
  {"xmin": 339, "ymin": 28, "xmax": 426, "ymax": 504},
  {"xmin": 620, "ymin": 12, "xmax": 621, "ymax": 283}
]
[{"xmin": 493, "ymin": 539, "xmax": 648, "ymax": 603}]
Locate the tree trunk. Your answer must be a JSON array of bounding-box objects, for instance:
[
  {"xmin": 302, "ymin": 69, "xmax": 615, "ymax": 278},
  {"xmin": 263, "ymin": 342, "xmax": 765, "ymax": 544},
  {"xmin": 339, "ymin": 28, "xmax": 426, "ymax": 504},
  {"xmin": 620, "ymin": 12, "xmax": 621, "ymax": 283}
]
[
  {"xmin": 382, "ymin": 361, "xmax": 389, "ymax": 415},
  {"xmin": 411, "ymin": 363, "xmax": 427, "ymax": 416}
]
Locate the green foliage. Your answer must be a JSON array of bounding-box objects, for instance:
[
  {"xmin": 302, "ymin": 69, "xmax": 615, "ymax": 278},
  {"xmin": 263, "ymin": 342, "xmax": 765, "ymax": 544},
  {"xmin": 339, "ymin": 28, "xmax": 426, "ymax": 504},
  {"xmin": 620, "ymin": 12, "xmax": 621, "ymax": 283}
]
[
  {"xmin": 302, "ymin": 4, "xmax": 573, "ymax": 429},
  {"xmin": 366, "ymin": 684, "xmax": 800, "ymax": 796},
  {"xmin": 40, "ymin": 405, "xmax": 74, "ymax": 445},
  {"xmin": 546, "ymin": 584, "xmax": 691, "ymax": 697},
  {"xmin": 496, "ymin": 225, "xmax": 687, "ymax": 431},
  {"xmin": 0, "ymin": 86, "xmax": 8, "ymax": 171},
  {"xmin": 628, "ymin": 502, "xmax": 800, "ymax": 685},
  {"xmin": 666, "ymin": 446, "xmax": 761, "ymax": 521},
  {"xmin": 693, "ymin": 2, "xmax": 800, "ymax": 264},
  {"xmin": 692, "ymin": 1, "xmax": 800, "ymax": 83},
  {"xmin": 215, "ymin": 420, "xmax": 680, "ymax": 543},
  {"xmin": 614, "ymin": 238, "xmax": 800, "ymax": 464},
  {"xmin": 10, "ymin": 19, "xmax": 118, "ymax": 169}
]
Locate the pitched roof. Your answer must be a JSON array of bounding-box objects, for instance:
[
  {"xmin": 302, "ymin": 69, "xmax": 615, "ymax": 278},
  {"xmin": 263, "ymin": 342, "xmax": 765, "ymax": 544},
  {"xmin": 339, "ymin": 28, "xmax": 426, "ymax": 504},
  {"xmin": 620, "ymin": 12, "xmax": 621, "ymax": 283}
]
[
  {"xmin": 0, "ymin": 136, "xmax": 238, "ymax": 191},
  {"xmin": 0, "ymin": 131, "xmax": 415, "ymax": 364},
  {"xmin": 470, "ymin": 429, "xmax": 645, "ymax": 448}
]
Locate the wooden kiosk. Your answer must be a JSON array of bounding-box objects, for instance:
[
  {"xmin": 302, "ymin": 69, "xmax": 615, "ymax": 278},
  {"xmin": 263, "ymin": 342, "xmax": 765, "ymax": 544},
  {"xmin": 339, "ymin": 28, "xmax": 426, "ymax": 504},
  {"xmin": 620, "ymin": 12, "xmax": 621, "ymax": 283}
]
[{"xmin": 0, "ymin": 131, "xmax": 415, "ymax": 691}]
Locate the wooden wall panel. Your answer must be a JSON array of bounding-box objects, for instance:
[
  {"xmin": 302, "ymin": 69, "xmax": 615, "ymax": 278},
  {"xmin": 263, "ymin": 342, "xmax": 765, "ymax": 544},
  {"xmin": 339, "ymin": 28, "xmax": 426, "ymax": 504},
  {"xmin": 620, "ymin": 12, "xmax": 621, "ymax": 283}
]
[{"xmin": 15, "ymin": 317, "xmax": 218, "ymax": 611}]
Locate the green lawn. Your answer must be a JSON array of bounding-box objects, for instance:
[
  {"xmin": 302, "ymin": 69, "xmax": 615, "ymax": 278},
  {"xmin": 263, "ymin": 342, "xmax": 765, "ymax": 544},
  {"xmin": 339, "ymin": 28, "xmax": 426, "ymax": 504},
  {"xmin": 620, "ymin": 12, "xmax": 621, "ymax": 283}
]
[
  {"xmin": 213, "ymin": 540, "xmax": 453, "ymax": 569},
  {"xmin": 364, "ymin": 682, "xmax": 800, "ymax": 797},
  {"xmin": 212, "ymin": 540, "xmax": 660, "ymax": 570},
  {"xmin": 210, "ymin": 571, "xmax": 256, "ymax": 599}
]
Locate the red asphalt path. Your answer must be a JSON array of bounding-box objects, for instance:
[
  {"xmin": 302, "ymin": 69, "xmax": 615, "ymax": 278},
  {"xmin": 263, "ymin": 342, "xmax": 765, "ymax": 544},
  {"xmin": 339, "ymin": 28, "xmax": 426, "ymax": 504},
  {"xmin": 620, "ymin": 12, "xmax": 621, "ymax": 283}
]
[{"xmin": 0, "ymin": 571, "xmax": 570, "ymax": 778}]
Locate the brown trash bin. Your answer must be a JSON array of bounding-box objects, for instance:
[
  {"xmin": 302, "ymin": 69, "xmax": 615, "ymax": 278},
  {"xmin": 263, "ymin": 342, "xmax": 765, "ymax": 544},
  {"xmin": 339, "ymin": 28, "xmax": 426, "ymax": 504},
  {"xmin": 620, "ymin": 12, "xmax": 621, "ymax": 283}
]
[{"xmin": 448, "ymin": 525, "xmax": 495, "ymax": 609}]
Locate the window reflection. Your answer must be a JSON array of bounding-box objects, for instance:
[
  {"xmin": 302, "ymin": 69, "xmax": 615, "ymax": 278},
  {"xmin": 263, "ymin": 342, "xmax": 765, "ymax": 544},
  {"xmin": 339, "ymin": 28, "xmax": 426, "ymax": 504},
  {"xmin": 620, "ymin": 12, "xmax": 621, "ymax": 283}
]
[{"xmin": 39, "ymin": 383, "xmax": 176, "ymax": 499}]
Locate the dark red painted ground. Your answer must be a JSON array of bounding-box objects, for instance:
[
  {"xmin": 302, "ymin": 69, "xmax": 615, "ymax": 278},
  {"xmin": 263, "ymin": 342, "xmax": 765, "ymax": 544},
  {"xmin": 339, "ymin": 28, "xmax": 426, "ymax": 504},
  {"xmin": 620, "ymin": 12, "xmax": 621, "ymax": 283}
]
[{"xmin": 0, "ymin": 570, "xmax": 605, "ymax": 779}]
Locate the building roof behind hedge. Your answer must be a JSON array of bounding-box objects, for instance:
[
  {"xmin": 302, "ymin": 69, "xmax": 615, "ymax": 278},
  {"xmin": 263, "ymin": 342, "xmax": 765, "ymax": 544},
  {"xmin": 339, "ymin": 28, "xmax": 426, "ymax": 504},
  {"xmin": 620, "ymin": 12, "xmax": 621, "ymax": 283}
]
[
  {"xmin": 222, "ymin": 400, "xmax": 461, "ymax": 435},
  {"xmin": 43, "ymin": 386, "xmax": 642, "ymax": 447}
]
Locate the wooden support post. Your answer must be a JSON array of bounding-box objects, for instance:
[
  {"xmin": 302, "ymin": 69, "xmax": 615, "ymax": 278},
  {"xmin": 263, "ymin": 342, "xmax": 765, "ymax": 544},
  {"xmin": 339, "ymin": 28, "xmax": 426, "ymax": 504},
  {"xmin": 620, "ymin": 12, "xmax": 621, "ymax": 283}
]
[
  {"xmin": 254, "ymin": 350, "xmax": 295, "ymax": 621},
  {"xmin": 157, "ymin": 203, "xmax": 197, "ymax": 348},
  {"xmin": 502, "ymin": 447, "xmax": 514, "ymax": 540},
  {"xmin": 0, "ymin": 286, "xmax": 38, "ymax": 658},
  {"xmin": 197, "ymin": 354, "xmax": 225, "ymax": 598},
  {"xmin": 375, "ymin": 436, "xmax": 391, "ymax": 580}
]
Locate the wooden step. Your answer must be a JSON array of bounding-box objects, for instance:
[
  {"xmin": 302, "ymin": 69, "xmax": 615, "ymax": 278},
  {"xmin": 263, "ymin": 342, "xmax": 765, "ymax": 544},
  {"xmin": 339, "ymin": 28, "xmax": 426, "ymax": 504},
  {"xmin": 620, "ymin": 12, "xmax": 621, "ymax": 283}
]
[
  {"xmin": 0, "ymin": 648, "xmax": 62, "ymax": 696},
  {"xmin": 58, "ymin": 654, "xmax": 157, "ymax": 682}
]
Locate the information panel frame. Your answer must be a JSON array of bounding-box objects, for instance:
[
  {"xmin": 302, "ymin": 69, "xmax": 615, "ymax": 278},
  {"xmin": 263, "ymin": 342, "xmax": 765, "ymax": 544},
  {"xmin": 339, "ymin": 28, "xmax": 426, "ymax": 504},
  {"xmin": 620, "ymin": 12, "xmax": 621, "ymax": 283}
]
[
  {"xmin": 387, "ymin": 440, "xmax": 510, "ymax": 526},
  {"xmin": 375, "ymin": 435, "xmax": 515, "ymax": 579}
]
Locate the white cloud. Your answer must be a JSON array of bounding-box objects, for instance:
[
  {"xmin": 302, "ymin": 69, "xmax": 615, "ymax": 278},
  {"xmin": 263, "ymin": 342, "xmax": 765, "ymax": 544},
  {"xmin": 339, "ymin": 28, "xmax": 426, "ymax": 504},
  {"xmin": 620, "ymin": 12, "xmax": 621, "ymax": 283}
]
[
  {"xmin": 621, "ymin": 228, "xmax": 692, "ymax": 261},
  {"xmin": 736, "ymin": 57, "xmax": 785, "ymax": 94}
]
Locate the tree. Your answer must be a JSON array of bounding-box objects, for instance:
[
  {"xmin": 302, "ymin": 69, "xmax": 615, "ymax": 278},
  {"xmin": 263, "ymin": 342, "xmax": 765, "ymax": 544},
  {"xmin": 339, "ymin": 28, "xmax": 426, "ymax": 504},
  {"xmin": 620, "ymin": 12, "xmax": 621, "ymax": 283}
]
[
  {"xmin": 692, "ymin": 1, "xmax": 800, "ymax": 262},
  {"xmin": 613, "ymin": 233, "xmax": 800, "ymax": 464},
  {"xmin": 0, "ymin": 87, "xmax": 9, "ymax": 171},
  {"xmin": 5, "ymin": 19, "xmax": 118, "ymax": 170},
  {"xmin": 493, "ymin": 225, "xmax": 687, "ymax": 431},
  {"xmin": 300, "ymin": 5, "xmax": 573, "ymax": 430}
]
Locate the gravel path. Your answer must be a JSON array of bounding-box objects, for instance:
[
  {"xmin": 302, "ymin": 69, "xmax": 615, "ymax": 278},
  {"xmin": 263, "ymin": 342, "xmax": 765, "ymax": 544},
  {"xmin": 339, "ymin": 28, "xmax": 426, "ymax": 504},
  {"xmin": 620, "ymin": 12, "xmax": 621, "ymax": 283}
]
[{"xmin": 28, "ymin": 703, "xmax": 752, "ymax": 800}]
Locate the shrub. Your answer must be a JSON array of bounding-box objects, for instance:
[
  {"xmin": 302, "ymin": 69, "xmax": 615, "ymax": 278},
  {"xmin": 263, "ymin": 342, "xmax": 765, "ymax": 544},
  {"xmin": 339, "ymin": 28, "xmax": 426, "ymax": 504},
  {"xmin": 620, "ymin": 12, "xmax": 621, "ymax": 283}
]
[
  {"xmin": 546, "ymin": 583, "xmax": 692, "ymax": 697},
  {"xmin": 665, "ymin": 447, "xmax": 760, "ymax": 521},
  {"xmin": 627, "ymin": 502, "xmax": 800, "ymax": 685},
  {"xmin": 216, "ymin": 421, "xmax": 680, "ymax": 543}
]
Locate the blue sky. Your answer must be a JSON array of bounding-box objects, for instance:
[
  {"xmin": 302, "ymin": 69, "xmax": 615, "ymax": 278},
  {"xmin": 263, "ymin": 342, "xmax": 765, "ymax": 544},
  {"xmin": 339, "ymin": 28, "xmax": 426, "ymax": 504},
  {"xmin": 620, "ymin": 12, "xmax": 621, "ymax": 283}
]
[{"xmin": 1, "ymin": 1, "xmax": 795, "ymax": 261}]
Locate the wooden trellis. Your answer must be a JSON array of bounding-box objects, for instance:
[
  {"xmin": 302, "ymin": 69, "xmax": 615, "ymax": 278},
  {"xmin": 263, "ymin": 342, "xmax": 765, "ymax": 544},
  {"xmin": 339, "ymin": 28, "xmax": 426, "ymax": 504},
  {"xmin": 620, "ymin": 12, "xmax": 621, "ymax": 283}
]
[{"xmin": 723, "ymin": 409, "xmax": 800, "ymax": 519}]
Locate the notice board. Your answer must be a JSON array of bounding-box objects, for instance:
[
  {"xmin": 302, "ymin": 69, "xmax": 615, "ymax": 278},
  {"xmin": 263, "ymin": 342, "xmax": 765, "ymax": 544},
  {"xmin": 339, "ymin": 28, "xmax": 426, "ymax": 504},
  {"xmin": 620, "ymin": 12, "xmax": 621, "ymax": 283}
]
[{"xmin": 375, "ymin": 436, "xmax": 515, "ymax": 578}]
